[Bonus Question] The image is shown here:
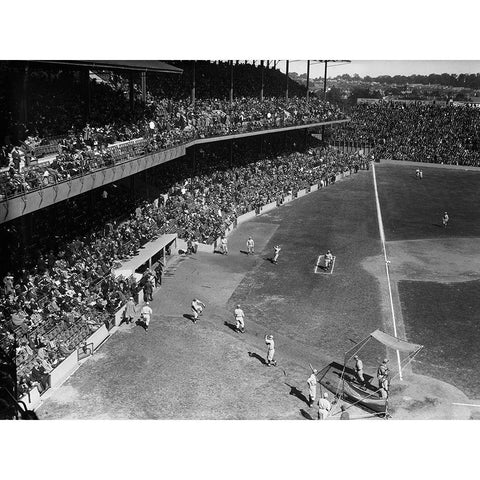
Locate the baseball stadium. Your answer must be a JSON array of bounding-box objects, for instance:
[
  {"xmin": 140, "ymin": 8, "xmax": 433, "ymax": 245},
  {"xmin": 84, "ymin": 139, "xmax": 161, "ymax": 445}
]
[{"xmin": 1, "ymin": 60, "xmax": 479, "ymax": 421}]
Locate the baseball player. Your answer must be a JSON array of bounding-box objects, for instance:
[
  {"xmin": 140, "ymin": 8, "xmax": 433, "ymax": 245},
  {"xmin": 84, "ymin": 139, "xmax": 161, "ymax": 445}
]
[
  {"xmin": 220, "ymin": 236, "xmax": 228, "ymax": 255},
  {"xmin": 191, "ymin": 298, "xmax": 206, "ymax": 323},
  {"xmin": 353, "ymin": 354, "xmax": 366, "ymax": 387},
  {"xmin": 442, "ymin": 212, "xmax": 449, "ymax": 228},
  {"xmin": 246, "ymin": 237, "xmax": 255, "ymax": 255},
  {"xmin": 273, "ymin": 245, "xmax": 281, "ymax": 264},
  {"xmin": 234, "ymin": 304, "xmax": 245, "ymax": 333},
  {"xmin": 325, "ymin": 249, "xmax": 334, "ymax": 269},
  {"xmin": 317, "ymin": 392, "xmax": 332, "ymax": 420},
  {"xmin": 265, "ymin": 334, "xmax": 277, "ymax": 366},
  {"xmin": 307, "ymin": 370, "xmax": 318, "ymax": 407},
  {"xmin": 140, "ymin": 302, "xmax": 153, "ymax": 332},
  {"xmin": 377, "ymin": 358, "xmax": 390, "ymax": 398}
]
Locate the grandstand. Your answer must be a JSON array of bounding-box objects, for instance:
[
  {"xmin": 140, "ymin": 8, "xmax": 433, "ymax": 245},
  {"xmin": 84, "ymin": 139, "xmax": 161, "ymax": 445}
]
[{"xmin": 0, "ymin": 59, "xmax": 353, "ymax": 419}]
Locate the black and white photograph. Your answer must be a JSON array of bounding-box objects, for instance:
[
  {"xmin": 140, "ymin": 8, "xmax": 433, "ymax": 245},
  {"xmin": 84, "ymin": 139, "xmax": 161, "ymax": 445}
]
[{"xmin": 0, "ymin": 2, "xmax": 478, "ymax": 479}]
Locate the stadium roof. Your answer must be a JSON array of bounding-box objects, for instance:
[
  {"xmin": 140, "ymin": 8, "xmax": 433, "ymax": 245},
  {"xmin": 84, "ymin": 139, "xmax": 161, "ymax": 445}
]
[{"xmin": 33, "ymin": 60, "xmax": 183, "ymax": 74}]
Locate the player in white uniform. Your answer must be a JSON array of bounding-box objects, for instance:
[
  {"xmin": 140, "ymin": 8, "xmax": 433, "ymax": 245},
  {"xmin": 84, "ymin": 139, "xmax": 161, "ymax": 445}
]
[
  {"xmin": 324, "ymin": 249, "xmax": 334, "ymax": 269},
  {"xmin": 140, "ymin": 302, "xmax": 153, "ymax": 332},
  {"xmin": 307, "ymin": 370, "xmax": 318, "ymax": 407},
  {"xmin": 265, "ymin": 334, "xmax": 277, "ymax": 366},
  {"xmin": 442, "ymin": 212, "xmax": 449, "ymax": 228},
  {"xmin": 234, "ymin": 304, "xmax": 245, "ymax": 333},
  {"xmin": 220, "ymin": 237, "xmax": 228, "ymax": 255},
  {"xmin": 246, "ymin": 237, "xmax": 255, "ymax": 255},
  {"xmin": 191, "ymin": 298, "xmax": 206, "ymax": 323},
  {"xmin": 317, "ymin": 392, "xmax": 332, "ymax": 420},
  {"xmin": 273, "ymin": 245, "xmax": 281, "ymax": 264}
]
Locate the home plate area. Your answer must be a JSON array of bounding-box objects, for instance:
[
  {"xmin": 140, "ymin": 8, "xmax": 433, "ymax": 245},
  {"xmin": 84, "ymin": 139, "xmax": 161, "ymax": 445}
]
[{"xmin": 314, "ymin": 254, "xmax": 336, "ymax": 274}]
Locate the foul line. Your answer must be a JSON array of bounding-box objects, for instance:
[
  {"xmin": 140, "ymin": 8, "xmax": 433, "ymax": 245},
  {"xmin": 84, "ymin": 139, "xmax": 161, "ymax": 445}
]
[
  {"xmin": 452, "ymin": 403, "xmax": 480, "ymax": 408},
  {"xmin": 372, "ymin": 162, "xmax": 403, "ymax": 381}
]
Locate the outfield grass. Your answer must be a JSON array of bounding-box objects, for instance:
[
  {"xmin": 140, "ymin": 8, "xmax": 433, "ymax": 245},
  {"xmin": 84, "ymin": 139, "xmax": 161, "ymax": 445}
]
[{"xmin": 376, "ymin": 162, "xmax": 480, "ymax": 399}]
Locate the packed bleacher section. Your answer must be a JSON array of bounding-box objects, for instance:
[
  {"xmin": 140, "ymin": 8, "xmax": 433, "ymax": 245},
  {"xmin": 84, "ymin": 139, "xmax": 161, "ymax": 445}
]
[
  {"xmin": 332, "ymin": 101, "xmax": 480, "ymax": 165},
  {"xmin": 0, "ymin": 145, "xmax": 370, "ymax": 399},
  {"xmin": 0, "ymin": 96, "xmax": 344, "ymax": 199}
]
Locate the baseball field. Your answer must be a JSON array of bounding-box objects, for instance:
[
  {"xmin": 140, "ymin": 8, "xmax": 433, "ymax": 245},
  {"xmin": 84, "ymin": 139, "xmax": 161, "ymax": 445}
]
[{"xmin": 35, "ymin": 160, "xmax": 480, "ymax": 420}]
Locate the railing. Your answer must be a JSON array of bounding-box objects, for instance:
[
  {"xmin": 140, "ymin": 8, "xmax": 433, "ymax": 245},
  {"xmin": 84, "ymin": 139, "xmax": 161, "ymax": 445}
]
[{"xmin": 1, "ymin": 115, "xmax": 348, "ymax": 203}]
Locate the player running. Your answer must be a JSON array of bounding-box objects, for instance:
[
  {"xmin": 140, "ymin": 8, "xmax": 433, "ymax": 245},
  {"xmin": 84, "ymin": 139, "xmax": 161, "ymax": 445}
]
[
  {"xmin": 442, "ymin": 212, "xmax": 449, "ymax": 228},
  {"xmin": 191, "ymin": 298, "xmax": 206, "ymax": 323},
  {"xmin": 246, "ymin": 237, "xmax": 255, "ymax": 255},
  {"xmin": 234, "ymin": 304, "xmax": 245, "ymax": 333}
]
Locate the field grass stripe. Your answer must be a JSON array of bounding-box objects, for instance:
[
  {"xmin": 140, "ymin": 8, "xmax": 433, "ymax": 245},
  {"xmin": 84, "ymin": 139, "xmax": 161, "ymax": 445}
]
[{"xmin": 372, "ymin": 162, "xmax": 403, "ymax": 380}]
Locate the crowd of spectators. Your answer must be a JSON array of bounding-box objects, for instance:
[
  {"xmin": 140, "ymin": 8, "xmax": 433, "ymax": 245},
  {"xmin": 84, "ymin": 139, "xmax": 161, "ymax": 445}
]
[
  {"xmin": 333, "ymin": 102, "xmax": 480, "ymax": 166},
  {"xmin": 0, "ymin": 96, "xmax": 344, "ymax": 199},
  {"xmin": 0, "ymin": 145, "xmax": 369, "ymax": 399}
]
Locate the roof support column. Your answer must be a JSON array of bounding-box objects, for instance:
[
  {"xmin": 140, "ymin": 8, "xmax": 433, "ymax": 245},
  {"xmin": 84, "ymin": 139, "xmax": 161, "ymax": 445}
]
[
  {"xmin": 191, "ymin": 60, "xmax": 196, "ymax": 106},
  {"xmin": 260, "ymin": 60, "xmax": 265, "ymax": 101},
  {"xmin": 141, "ymin": 71, "xmax": 147, "ymax": 104},
  {"xmin": 285, "ymin": 60, "xmax": 289, "ymax": 101},
  {"xmin": 230, "ymin": 60, "xmax": 234, "ymax": 105},
  {"xmin": 19, "ymin": 63, "xmax": 29, "ymax": 127}
]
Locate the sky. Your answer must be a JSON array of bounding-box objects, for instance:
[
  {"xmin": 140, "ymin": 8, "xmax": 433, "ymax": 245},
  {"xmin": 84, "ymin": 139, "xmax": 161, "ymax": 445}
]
[{"xmin": 279, "ymin": 60, "xmax": 480, "ymax": 79}]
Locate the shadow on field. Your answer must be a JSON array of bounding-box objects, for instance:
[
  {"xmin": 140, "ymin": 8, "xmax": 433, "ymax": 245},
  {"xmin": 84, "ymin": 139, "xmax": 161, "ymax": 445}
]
[
  {"xmin": 224, "ymin": 321, "xmax": 238, "ymax": 332},
  {"xmin": 264, "ymin": 257, "xmax": 276, "ymax": 264},
  {"xmin": 183, "ymin": 314, "xmax": 196, "ymax": 323},
  {"xmin": 300, "ymin": 409, "xmax": 314, "ymax": 420},
  {"xmin": 135, "ymin": 319, "xmax": 148, "ymax": 331},
  {"xmin": 285, "ymin": 383, "xmax": 309, "ymax": 405},
  {"xmin": 248, "ymin": 351, "xmax": 267, "ymax": 365},
  {"xmin": 432, "ymin": 223, "xmax": 443, "ymax": 228}
]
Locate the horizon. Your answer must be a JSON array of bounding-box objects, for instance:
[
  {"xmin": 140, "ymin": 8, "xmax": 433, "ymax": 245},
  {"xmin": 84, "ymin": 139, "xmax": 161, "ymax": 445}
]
[{"xmin": 278, "ymin": 60, "xmax": 480, "ymax": 79}]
